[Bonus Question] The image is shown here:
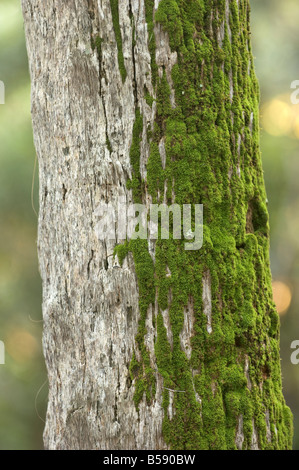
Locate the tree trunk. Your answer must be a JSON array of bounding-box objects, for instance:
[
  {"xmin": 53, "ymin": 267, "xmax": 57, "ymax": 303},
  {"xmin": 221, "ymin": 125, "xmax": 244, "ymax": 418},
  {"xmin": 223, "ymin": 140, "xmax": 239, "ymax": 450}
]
[{"xmin": 21, "ymin": 0, "xmax": 293, "ymax": 450}]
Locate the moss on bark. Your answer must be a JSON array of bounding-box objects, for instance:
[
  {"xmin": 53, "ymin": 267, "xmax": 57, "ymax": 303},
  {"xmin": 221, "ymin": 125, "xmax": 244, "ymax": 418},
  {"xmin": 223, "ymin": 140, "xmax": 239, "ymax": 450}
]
[
  {"xmin": 115, "ymin": 0, "xmax": 293, "ymax": 450},
  {"xmin": 110, "ymin": 0, "xmax": 127, "ymax": 82}
]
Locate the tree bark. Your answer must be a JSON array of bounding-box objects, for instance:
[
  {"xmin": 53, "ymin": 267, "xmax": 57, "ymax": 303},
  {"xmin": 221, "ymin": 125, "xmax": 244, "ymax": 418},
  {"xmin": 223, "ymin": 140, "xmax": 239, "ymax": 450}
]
[{"xmin": 21, "ymin": 0, "xmax": 293, "ymax": 450}]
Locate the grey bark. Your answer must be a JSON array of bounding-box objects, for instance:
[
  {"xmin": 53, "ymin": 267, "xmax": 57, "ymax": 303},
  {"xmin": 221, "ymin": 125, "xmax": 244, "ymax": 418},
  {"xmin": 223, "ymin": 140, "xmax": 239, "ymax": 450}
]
[{"xmin": 22, "ymin": 0, "xmax": 169, "ymax": 450}]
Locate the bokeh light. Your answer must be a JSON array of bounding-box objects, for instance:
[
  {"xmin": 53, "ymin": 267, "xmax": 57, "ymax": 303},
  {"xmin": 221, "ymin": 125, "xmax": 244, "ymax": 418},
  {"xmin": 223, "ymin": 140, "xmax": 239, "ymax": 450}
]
[
  {"xmin": 5, "ymin": 329, "xmax": 39, "ymax": 363},
  {"xmin": 272, "ymin": 281, "xmax": 292, "ymax": 315},
  {"xmin": 261, "ymin": 95, "xmax": 299, "ymax": 138},
  {"xmin": 252, "ymin": 0, "xmax": 299, "ymax": 449}
]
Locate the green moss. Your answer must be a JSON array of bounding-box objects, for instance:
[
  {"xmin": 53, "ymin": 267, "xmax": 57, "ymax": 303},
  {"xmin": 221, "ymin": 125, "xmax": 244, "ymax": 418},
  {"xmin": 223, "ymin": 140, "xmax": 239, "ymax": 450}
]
[
  {"xmin": 91, "ymin": 36, "xmax": 103, "ymax": 57},
  {"xmin": 110, "ymin": 0, "xmax": 127, "ymax": 82},
  {"xmin": 155, "ymin": 0, "xmax": 184, "ymax": 50},
  {"xmin": 146, "ymin": 142, "xmax": 164, "ymax": 201},
  {"xmin": 155, "ymin": 313, "xmax": 173, "ymax": 376},
  {"xmin": 144, "ymin": 86, "xmax": 155, "ymax": 107},
  {"xmin": 120, "ymin": 0, "xmax": 293, "ymax": 450},
  {"xmin": 127, "ymin": 109, "xmax": 144, "ymax": 202},
  {"xmin": 114, "ymin": 237, "xmax": 157, "ymax": 409},
  {"xmin": 106, "ymin": 137, "xmax": 112, "ymax": 153},
  {"xmin": 113, "ymin": 241, "xmax": 129, "ymax": 266},
  {"xmin": 145, "ymin": 0, "xmax": 158, "ymax": 86}
]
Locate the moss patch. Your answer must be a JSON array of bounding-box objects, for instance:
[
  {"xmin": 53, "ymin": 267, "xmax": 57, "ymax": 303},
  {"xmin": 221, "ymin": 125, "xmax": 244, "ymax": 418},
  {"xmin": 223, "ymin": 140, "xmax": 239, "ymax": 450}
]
[
  {"xmin": 116, "ymin": 0, "xmax": 293, "ymax": 450},
  {"xmin": 110, "ymin": 0, "xmax": 127, "ymax": 82}
]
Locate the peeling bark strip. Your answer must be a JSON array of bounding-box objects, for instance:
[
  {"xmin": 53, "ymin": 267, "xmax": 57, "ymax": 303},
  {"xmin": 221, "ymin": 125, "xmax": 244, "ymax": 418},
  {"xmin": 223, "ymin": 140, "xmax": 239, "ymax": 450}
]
[{"xmin": 22, "ymin": 0, "xmax": 293, "ymax": 450}]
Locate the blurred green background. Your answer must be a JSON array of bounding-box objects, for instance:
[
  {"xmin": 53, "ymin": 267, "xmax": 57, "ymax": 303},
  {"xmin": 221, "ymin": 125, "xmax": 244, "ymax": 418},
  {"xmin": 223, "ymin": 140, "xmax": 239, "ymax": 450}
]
[
  {"xmin": 0, "ymin": 0, "xmax": 46, "ymax": 450},
  {"xmin": 0, "ymin": 0, "xmax": 298, "ymax": 450}
]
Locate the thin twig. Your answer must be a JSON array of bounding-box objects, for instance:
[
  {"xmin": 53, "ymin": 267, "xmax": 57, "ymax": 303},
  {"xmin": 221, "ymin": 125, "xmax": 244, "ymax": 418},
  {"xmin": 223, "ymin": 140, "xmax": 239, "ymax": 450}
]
[{"xmin": 31, "ymin": 153, "xmax": 38, "ymax": 217}]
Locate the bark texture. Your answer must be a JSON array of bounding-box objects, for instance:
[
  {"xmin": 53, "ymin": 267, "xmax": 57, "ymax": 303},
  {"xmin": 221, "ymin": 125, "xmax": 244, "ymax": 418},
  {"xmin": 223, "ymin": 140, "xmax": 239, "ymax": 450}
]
[{"xmin": 22, "ymin": 0, "xmax": 293, "ymax": 450}]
